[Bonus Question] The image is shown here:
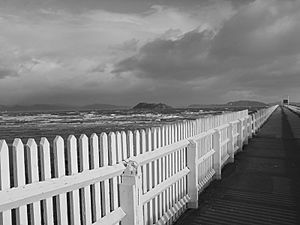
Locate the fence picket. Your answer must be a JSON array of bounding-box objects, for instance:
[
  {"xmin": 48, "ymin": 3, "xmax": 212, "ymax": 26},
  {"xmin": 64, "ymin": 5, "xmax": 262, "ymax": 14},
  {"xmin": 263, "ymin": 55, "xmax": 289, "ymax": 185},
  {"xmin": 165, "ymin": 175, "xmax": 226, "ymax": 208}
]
[
  {"xmin": 99, "ymin": 133, "xmax": 110, "ymax": 216},
  {"xmin": 151, "ymin": 128, "xmax": 159, "ymax": 223},
  {"xmin": 126, "ymin": 131, "xmax": 134, "ymax": 158},
  {"xmin": 166, "ymin": 126, "xmax": 171, "ymax": 217},
  {"xmin": 53, "ymin": 136, "xmax": 68, "ymax": 225},
  {"xmin": 0, "ymin": 140, "xmax": 12, "ymax": 225},
  {"xmin": 39, "ymin": 138, "xmax": 54, "ymax": 225},
  {"xmin": 140, "ymin": 130, "xmax": 149, "ymax": 224},
  {"xmin": 146, "ymin": 128, "xmax": 153, "ymax": 224},
  {"xmin": 90, "ymin": 134, "xmax": 102, "ymax": 222},
  {"xmin": 12, "ymin": 139, "xmax": 28, "ymax": 225},
  {"xmin": 66, "ymin": 135, "xmax": 81, "ymax": 225},
  {"xmin": 116, "ymin": 132, "xmax": 123, "ymax": 163},
  {"xmin": 156, "ymin": 127, "xmax": 163, "ymax": 219},
  {"xmin": 121, "ymin": 131, "xmax": 128, "ymax": 160},
  {"xmin": 79, "ymin": 135, "xmax": 92, "ymax": 224},
  {"xmin": 134, "ymin": 130, "xmax": 140, "ymax": 156},
  {"xmin": 108, "ymin": 132, "xmax": 119, "ymax": 211},
  {"xmin": 26, "ymin": 139, "xmax": 41, "ymax": 224},
  {"xmin": 160, "ymin": 126, "xmax": 166, "ymax": 217}
]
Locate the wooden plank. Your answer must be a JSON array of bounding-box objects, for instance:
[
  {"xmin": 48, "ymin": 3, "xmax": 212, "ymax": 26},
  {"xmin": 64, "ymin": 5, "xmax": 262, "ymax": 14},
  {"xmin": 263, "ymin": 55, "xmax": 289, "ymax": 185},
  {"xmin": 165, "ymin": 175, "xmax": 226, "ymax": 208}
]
[
  {"xmin": 79, "ymin": 134, "xmax": 92, "ymax": 225},
  {"xmin": 126, "ymin": 131, "xmax": 134, "ymax": 158},
  {"xmin": 174, "ymin": 136, "xmax": 179, "ymax": 218},
  {"xmin": 156, "ymin": 195, "xmax": 190, "ymax": 225},
  {"xmin": 12, "ymin": 138, "xmax": 28, "ymax": 225},
  {"xmin": 92, "ymin": 207, "xmax": 125, "ymax": 225},
  {"xmin": 108, "ymin": 132, "xmax": 119, "ymax": 211},
  {"xmin": 26, "ymin": 139, "xmax": 41, "ymax": 225},
  {"xmin": 39, "ymin": 138, "xmax": 54, "ymax": 225},
  {"xmin": 99, "ymin": 133, "xmax": 110, "ymax": 216},
  {"xmin": 177, "ymin": 123, "xmax": 183, "ymax": 216},
  {"xmin": 161, "ymin": 126, "xmax": 167, "ymax": 217},
  {"xmin": 53, "ymin": 136, "xmax": 68, "ymax": 225},
  {"xmin": 0, "ymin": 140, "xmax": 12, "ymax": 225},
  {"xmin": 116, "ymin": 132, "xmax": 123, "ymax": 163},
  {"xmin": 90, "ymin": 134, "xmax": 102, "ymax": 222},
  {"xmin": 172, "ymin": 125, "xmax": 177, "ymax": 219},
  {"xmin": 164, "ymin": 126, "xmax": 170, "ymax": 219},
  {"xmin": 151, "ymin": 128, "xmax": 159, "ymax": 223},
  {"xmin": 131, "ymin": 138, "xmax": 189, "ymax": 167},
  {"xmin": 156, "ymin": 127, "xmax": 163, "ymax": 220},
  {"xmin": 140, "ymin": 129, "xmax": 149, "ymax": 224},
  {"xmin": 146, "ymin": 128, "xmax": 153, "ymax": 224},
  {"xmin": 134, "ymin": 130, "xmax": 140, "ymax": 156},
  {"xmin": 66, "ymin": 135, "xmax": 81, "ymax": 225},
  {"xmin": 182, "ymin": 136, "xmax": 187, "ymax": 212},
  {"xmin": 115, "ymin": 131, "xmax": 123, "ymax": 204},
  {"xmin": 170, "ymin": 125, "xmax": 175, "ymax": 221},
  {"xmin": 121, "ymin": 131, "xmax": 128, "ymax": 160}
]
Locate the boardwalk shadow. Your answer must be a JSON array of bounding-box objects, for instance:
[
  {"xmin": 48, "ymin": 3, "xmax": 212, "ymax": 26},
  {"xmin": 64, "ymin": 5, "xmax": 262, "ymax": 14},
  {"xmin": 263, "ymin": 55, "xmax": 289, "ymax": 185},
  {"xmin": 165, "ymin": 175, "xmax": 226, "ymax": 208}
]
[{"xmin": 281, "ymin": 107, "xmax": 300, "ymax": 223}]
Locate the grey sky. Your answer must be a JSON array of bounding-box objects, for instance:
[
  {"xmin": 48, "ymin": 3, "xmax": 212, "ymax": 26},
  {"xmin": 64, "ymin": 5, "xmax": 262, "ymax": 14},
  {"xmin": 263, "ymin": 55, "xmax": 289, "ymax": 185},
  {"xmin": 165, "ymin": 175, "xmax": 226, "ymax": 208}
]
[{"xmin": 0, "ymin": 0, "xmax": 299, "ymax": 106}]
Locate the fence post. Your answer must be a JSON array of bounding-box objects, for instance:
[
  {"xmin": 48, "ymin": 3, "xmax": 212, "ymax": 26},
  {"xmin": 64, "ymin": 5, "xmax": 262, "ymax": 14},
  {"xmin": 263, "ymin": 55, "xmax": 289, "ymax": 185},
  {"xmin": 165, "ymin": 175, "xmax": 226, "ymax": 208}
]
[
  {"xmin": 120, "ymin": 160, "xmax": 143, "ymax": 225},
  {"xmin": 253, "ymin": 114, "xmax": 257, "ymax": 134},
  {"xmin": 228, "ymin": 123, "xmax": 234, "ymax": 163},
  {"xmin": 244, "ymin": 118, "xmax": 249, "ymax": 145},
  {"xmin": 248, "ymin": 116, "xmax": 253, "ymax": 139},
  {"xmin": 252, "ymin": 114, "xmax": 256, "ymax": 135},
  {"xmin": 187, "ymin": 139, "xmax": 198, "ymax": 208},
  {"xmin": 237, "ymin": 119, "xmax": 243, "ymax": 151},
  {"xmin": 213, "ymin": 129, "xmax": 221, "ymax": 180}
]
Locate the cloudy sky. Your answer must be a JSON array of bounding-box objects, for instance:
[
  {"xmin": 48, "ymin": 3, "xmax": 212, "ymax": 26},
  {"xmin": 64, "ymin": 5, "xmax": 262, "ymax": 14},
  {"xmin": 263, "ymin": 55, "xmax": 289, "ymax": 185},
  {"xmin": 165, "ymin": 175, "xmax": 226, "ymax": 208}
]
[{"xmin": 0, "ymin": 0, "xmax": 299, "ymax": 106}]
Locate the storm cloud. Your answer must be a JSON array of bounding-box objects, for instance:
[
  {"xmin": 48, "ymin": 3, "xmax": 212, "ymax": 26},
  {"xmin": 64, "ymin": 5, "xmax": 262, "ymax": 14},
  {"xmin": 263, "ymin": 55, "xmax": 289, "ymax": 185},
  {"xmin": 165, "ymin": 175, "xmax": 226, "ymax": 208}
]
[
  {"xmin": 0, "ymin": 68, "xmax": 18, "ymax": 79},
  {"xmin": 0, "ymin": 0, "xmax": 299, "ymax": 105},
  {"xmin": 114, "ymin": 0, "xmax": 300, "ymax": 103}
]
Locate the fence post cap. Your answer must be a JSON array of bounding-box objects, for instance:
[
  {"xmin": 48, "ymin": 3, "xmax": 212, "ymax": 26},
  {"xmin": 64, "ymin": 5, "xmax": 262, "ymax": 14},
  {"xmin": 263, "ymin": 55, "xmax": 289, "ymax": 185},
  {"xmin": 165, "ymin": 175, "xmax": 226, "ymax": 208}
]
[
  {"xmin": 123, "ymin": 160, "xmax": 140, "ymax": 176},
  {"xmin": 187, "ymin": 139, "xmax": 196, "ymax": 145}
]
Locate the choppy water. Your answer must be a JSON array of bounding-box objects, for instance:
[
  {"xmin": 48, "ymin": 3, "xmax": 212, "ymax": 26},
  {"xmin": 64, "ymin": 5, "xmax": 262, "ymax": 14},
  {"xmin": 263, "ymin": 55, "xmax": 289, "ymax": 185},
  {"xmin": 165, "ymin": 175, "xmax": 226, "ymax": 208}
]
[{"xmin": 0, "ymin": 108, "xmax": 220, "ymax": 144}]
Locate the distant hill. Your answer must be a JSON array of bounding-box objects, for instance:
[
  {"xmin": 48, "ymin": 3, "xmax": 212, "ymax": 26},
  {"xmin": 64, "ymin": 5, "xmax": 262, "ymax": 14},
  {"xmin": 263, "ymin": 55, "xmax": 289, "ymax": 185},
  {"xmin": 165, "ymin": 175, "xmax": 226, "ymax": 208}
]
[
  {"xmin": 133, "ymin": 102, "xmax": 172, "ymax": 110},
  {"xmin": 188, "ymin": 100, "xmax": 268, "ymax": 108},
  {"xmin": 0, "ymin": 104, "xmax": 73, "ymax": 111},
  {"xmin": 82, "ymin": 104, "xmax": 128, "ymax": 110},
  {"xmin": 226, "ymin": 100, "xmax": 268, "ymax": 107},
  {"xmin": 188, "ymin": 104, "xmax": 219, "ymax": 108},
  {"xmin": 0, "ymin": 103, "xmax": 127, "ymax": 111}
]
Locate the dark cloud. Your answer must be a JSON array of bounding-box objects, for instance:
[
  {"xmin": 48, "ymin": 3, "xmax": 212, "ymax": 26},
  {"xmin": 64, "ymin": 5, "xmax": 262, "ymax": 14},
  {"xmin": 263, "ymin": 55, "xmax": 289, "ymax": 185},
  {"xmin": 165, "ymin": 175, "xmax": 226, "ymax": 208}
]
[
  {"xmin": 114, "ymin": 29, "xmax": 215, "ymax": 80},
  {"xmin": 2, "ymin": 0, "xmax": 300, "ymax": 105},
  {"xmin": 0, "ymin": 0, "xmax": 253, "ymax": 14},
  {"xmin": 114, "ymin": 0, "xmax": 300, "ymax": 102},
  {"xmin": 0, "ymin": 68, "xmax": 18, "ymax": 79}
]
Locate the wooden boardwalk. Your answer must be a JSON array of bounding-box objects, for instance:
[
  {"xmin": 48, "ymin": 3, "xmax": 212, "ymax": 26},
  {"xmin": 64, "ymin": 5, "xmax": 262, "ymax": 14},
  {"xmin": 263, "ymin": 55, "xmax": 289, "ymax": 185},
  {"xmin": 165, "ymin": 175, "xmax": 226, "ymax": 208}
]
[{"xmin": 175, "ymin": 106, "xmax": 300, "ymax": 225}]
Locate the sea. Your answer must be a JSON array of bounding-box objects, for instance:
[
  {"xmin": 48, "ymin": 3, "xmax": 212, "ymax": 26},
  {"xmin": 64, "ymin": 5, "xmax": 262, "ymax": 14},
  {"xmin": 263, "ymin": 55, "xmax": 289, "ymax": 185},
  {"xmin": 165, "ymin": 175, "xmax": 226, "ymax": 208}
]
[{"xmin": 0, "ymin": 108, "xmax": 224, "ymax": 144}]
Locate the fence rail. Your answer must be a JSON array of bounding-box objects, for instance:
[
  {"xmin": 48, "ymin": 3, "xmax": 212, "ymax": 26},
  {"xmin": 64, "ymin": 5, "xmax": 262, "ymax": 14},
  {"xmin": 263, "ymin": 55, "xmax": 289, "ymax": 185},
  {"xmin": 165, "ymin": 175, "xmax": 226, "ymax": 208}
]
[
  {"xmin": 285, "ymin": 104, "xmax": 300, "ymax": 114},
  {"xmin": 0, "ymin": 105, "xmax": 278, "ymax": 225}
]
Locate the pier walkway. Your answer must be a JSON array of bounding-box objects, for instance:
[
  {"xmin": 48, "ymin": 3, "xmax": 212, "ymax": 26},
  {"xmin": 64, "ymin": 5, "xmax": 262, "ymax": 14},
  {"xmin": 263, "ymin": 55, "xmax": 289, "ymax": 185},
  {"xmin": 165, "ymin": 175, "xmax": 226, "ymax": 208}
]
[{"xmin": 175, "ymin": 106, "xmax": 300, "ymax": 225}]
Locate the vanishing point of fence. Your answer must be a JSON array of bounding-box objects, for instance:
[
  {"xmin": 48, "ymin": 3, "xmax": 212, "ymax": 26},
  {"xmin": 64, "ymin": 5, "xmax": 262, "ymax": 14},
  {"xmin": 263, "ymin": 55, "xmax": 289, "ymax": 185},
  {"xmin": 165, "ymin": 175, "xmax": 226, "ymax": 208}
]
[{"xmin": 0, "ymin": 105, "xmax": 278, "ymax": 225}]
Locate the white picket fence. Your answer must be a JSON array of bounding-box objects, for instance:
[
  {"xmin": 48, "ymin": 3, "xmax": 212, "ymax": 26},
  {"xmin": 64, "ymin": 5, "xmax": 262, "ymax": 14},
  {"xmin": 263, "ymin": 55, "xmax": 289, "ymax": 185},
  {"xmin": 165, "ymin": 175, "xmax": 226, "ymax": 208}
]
[
  {"xmin": 0, "ymin": 105, "xmax": 278, "ymax": 225},
  {"xmin": 285, "ymin": 104, "xmax": 300, "ymax": 114}
]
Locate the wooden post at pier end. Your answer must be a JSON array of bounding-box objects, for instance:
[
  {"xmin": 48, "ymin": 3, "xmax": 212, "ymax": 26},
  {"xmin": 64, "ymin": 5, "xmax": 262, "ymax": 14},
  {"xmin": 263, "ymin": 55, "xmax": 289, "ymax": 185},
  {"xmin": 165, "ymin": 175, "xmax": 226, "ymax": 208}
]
[
  {"xmin": 187, "ymin": 139, "xmax": 199, "ymax": 209},
  {"xmin": 213, "ymin": 129, "xmax": 221, "ymax": 180},
  {"xmin": 120, "ymin": 161, "xmax": 143, "ymax": 225},
  {"xmin": 228, "ymin": 123, "xmax": 235, "ymax": 163}
]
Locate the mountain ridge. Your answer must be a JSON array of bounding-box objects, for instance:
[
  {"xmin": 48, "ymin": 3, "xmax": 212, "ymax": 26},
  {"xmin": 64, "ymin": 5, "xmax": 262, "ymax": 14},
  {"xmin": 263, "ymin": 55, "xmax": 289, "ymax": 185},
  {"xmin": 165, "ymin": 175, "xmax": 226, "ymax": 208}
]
[
  {"xmin": 189, "ymin": 100, "xmax": 269, "ymax": 108},
  {"xmin": 133, "ymin": 102, "xmax": 172, "ymax": 110},
  {"xmin": 0, "ymin": 103, "xmax": 128, "ymax": 111}
]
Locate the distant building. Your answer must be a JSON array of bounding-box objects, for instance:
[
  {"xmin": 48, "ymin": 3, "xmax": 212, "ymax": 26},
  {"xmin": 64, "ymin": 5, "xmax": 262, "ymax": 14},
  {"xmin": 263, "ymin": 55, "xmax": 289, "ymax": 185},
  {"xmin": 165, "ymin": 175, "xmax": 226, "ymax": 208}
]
[{"xmin": 282, "ymin": 96, "xmax": 289, "ymax": 105}]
